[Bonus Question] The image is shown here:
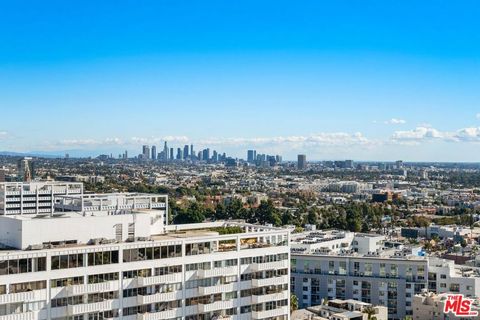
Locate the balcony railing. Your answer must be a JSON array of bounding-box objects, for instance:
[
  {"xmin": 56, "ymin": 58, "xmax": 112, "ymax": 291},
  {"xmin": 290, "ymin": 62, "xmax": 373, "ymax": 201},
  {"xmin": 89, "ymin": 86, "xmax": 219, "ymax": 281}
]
[
  {"xmin": 136, "ymin": 273, "xmax": 182, "ymax": 287},
  {"xmin": 250, "ymin": 260, "xmax": 288, "ymax": 272},
  {"xmin": 197, "ymin": 300, "xmax": 236, "ymax": 313},
  {"xmin": 136, "ymin": 291, "xmax": 182, "ymax": 305},
  {"xmin": 252, "ymin": 306, "xmax": 289, "ymax": 319},
  {"xmin": 252, "ymin": 275, "xmax": 289, "ymax": 287},
  {"xmin": 197, "ymin": 266, "xmax": 238, "ymax": 278},
  {"xmin": 136, "ymin": 308, "xmax": 182, "ymax": 320}
]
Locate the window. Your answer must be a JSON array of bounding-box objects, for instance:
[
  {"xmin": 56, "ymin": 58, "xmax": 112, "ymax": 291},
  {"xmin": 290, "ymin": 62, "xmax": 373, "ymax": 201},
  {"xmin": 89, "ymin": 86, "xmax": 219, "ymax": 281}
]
[
  {"xmin": 450, "ymin": 283, "xmax": 460, "ymax": 292},
  {"xmin": 123, "ymin": 245, "xmax": 181, "ymax": 262},
  {"xmin": 123, "ymin": 269, "xmax": 151, "ymax": 279},
  {"xmin": 51, "ymin": 254, "xmax": 84, "ymax": 270},
  {"xmin": 10, "ymin": 281, "xmax": 46, "ymax": 293},
  {"xmin": 87, "ymin": 251, "xmax": 118, "ymax": 266},
  {"xmin": 0, "ymin": 257, "xmax": 46, "ymax": 275},
  {"xmin": 88, "ymin": 272, "xmax": 119, "ymax": 284},
  {"xmin": 51, "ymin": 277, "xmax": 84, "ymax": 288}
]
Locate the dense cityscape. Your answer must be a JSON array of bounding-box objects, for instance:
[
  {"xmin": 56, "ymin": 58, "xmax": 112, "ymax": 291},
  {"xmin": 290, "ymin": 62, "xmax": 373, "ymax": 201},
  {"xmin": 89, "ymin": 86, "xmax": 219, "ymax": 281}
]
[
  {"xmin": 2, "ymin": 150, "xmax": 480, "ymax": 319},
  {"xmin": 2, "ymin": 1, "xmax": 480, "ymax": 320}
]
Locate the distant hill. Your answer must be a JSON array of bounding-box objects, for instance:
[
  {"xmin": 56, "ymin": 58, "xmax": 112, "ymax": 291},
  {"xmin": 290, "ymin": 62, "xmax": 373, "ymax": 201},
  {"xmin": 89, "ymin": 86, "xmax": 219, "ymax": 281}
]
[{"xmin": 0, "ymin": 151, "xmax": 62, "ymax": 158}]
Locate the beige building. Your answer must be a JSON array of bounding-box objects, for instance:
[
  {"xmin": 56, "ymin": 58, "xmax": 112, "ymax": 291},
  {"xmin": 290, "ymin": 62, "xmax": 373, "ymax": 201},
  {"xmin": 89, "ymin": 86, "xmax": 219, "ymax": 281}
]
[{"xmin": 413, "ymin": 292, "xmax": 480, "ymax": 320}]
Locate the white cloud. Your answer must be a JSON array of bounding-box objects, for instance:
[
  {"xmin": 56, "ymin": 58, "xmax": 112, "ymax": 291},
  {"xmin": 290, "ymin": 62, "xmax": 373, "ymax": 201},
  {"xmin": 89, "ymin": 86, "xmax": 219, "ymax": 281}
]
[
  {"xmin": 0, "ymin": 131, "xmax": 7, "ymax": 139},
  {"xmin": 384, "ymin": 118, "xmax": 406, "ymax": 125},
  {"xmin": 130, "ymin": 136, "xmax": 189, "ymax": 145},
  {"xmin": 57, "ymin": 138, "xmax": 123, "ymax": 147},
  {"xmin": 391, "ymin": 126, "xmax": 480, "ymax": 143},
  {"xmin": 198, "ymin": 133, "xmax": 376, "ymax": 149},
  {"xmin": 48, "ymin": 133, "xmax": 376, "ymax": 151}
]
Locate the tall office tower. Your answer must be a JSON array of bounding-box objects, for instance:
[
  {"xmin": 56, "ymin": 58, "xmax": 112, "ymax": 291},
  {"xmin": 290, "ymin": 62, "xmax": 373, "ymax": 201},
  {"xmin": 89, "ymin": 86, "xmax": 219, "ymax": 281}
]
[
  {"xmin": 344, "ymin": 160, "xmax": 354, "ymax": 168},
  {"xmin": 124, "ymin": 150, "xmax": 128, "ymax": 159},
  {"xmin": 142, "ymin": 145, "xmax": 150, "ymax": 160},
  {"xmin": 202, "ymin": 148, "xmax": 210, "ymax": 161},
  {"xmin": 395, "ymin": 160, "xmax": 404, "ymax": 169},
  {"xmin": 176, "ymin": 148, "xmax": 182, "ymax": 160},
  {"xmin": 198, "ymin": 151, "xmax": 203, "ymax": 161},
  {"xmin": 275, "ymin": 155, "xmax": 282, "ymax": 163},
  {"xmin": 297, "ymin": 154, "xmax": 307, "ymax": 170},
  {"xmin": 0, "ymin": 167, "xmax": 6, "ymax": 182},
  {"xmin": 190, "ymin": 144, "xmax": 194, "ymax": 158},
  {"xmin": 151, "ymin": 146, "xmax": 157, "ymax": 160},
  {"xmin": 212, "ymin": 150, "xmax": 218, "ymax": 162},
  {"xmin": 247, "ymin": 150, "xmax": 256, "ymax": 163},
  {"xmin": 17, "ymin": 157, "xmax": 34, "ymax": 182},
  {"xmin": 163, "ymin": 142, "xmax": 169, "ymax": 160},
  {"xmin": 0, "ymin": 184, "xmax": 289, "ymax": 320},
  {"xmin": 183, "ymin": 145, "xmax": 189, "ymax": 159},
  {"xmin": 169, "ymin": 148, "xmax": 174, "ymax": 161}
]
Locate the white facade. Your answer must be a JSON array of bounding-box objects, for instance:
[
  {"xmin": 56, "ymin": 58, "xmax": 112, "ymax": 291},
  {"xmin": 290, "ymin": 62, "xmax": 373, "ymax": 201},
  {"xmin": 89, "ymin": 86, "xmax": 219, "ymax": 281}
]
[
  {"xmin": 0, "ymin": 182, "xmax": 83, "ymax": 215},
  {"xmin": 0, "ymin": 183, "xmax": 290, "ymax": 320}
]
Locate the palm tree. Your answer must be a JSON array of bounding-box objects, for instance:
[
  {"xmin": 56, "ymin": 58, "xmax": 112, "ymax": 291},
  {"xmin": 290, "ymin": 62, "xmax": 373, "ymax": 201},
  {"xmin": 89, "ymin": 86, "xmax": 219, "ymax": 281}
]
[
  {"xmin": 364, "ymin": 306, "xmax": 377, "ymax": 320},
  {"xmin": 290, "ymin": 293, "xmax": 298, "ymax": 314}
]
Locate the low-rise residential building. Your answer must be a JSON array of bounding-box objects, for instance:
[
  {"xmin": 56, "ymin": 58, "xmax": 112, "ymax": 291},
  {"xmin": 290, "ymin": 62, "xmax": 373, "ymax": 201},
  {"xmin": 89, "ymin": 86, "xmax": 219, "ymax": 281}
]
[{"xmin": 291, "ymin": 230, "xmax": 480, "ymax": 320}]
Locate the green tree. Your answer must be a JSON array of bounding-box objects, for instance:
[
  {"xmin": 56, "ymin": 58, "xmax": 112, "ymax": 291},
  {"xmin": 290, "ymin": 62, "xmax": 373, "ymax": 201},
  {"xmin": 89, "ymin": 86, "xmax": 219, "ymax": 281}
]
[
  {"xmin": 252, "ymin": 200, "xmax": 282, "ymax": 226},
  {"xmin": 290, "ymin": 293, "xmax": 298, "ymax": 314},
  {"xmin": 173, "ymin": 202, "xmax": 206, "ymax": 224}
]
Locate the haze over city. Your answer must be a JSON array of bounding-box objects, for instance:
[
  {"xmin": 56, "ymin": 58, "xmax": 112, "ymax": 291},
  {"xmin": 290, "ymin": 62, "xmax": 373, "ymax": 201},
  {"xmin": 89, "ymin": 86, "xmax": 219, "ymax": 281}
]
[{"xmin": 1, "ymin": 1, "xmax": 480, "ymax": 161}]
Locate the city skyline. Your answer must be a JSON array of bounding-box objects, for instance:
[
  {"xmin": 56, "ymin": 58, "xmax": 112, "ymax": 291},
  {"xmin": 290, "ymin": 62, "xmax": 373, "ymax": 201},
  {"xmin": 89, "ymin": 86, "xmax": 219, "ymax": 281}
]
[{"xmin": 2, "ymin": 1, "xmax": 480, "ymax": 161}]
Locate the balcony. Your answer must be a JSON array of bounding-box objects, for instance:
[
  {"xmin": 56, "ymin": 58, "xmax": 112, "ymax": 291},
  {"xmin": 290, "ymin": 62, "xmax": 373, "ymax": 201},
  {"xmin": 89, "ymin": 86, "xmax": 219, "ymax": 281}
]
[
  {"xmin": 136, "ymin": 273, "xmax": 182, "ymax": 287},
  {"xmin": 64, "ymin": 281, "xmax": 119, "ymax": 296},
  {"xmin": 68, "ymin": 300, "xmax": 119, "ymax": 315},
  {"xmin": 137, "ymin": 291, "xmax": 182, "ymax": 304},
  {"xmin": 0, "ymin": 290, "xmax": 46, "ymax": 304},
  {"xmin": 136, "ymin": 309, "xmax": 182, "ymax": 320},
  {"xmin": 252, "ymin": 306, "xmax": 289, "ymax": 319},
  {"xmin": 251, "ymin": 291, "xmax": 289, "ymax": 304},
  {"xmin": 250, "ymin": 260, "xmax": 288, "ymax": 272},
  {"xmin": 252, "ymin": 275, "xmax": 289, "ymax": 287},
  {"xmin": 197, "ymin": 266, "xmax": 238, "ymax": 278},
  {"xmin": 198, "ymin": 283, "xmax": 237, "ymax": 295},
  {"xmin": 198, "ymin": 300, "xmax": 236, "ymax": 313},
  {"xmin": 0, "ymin": 312, "xmax": 38, "ymax": 320}
]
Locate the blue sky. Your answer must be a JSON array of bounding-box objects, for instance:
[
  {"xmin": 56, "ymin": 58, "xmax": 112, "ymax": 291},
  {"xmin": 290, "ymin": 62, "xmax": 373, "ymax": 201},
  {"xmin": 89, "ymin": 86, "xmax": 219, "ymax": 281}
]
[{"xmin": 1, "ymin": 1, "xmax": 480, "ymax": 161}]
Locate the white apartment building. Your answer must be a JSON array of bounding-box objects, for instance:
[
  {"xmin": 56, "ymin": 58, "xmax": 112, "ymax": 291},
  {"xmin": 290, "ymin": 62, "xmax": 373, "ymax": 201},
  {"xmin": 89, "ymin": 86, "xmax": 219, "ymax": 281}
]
[
  {"xmin": 0, "ymin": 182, "xmax": 83, "ymax": 215},
  {"xmin": 0, "ymin": 183, "xmax": 290, "ymax": 320},
  {"xmin": 291, "ymin": 230, "xmax": 480, "ymax": 320}
]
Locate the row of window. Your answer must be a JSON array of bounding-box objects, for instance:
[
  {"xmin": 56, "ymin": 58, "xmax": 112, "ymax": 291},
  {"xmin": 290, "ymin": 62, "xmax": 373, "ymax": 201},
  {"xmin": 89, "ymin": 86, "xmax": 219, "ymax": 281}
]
[
  {"xmin": 123, "ymin": 300, "xmax": 181, "ymax": 316},
  {"xmin": 51, "ymin": 291, "xmax": 119, "ymax": 308},
  {"xmin": 185, "ymin": 259, "xmax": 238, "ymax": 272},
  {"xmin": 240, "ymin": 253, "xmax": 288, "ymax": 265},
  {"xmin": 123, "ymin": 245, "xmax": 182, "ymax": 263},
  {"xmin": 51, "ymin": 251, "xmax": 119, "ymax": 270},
  {"xmin": 185, "ymin": 276, "xmax": 237, "ymax": 289},
  {"xmin": 0, "ymin": 257, "xmax": 47, "ymax": 275},
  {"xmin": 123, "ymin": 282, "xmax": 183, "ymax": 297}
]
